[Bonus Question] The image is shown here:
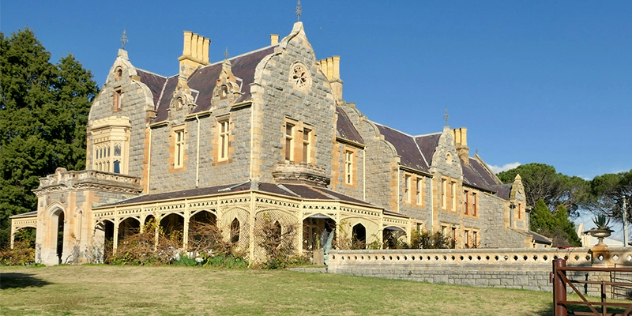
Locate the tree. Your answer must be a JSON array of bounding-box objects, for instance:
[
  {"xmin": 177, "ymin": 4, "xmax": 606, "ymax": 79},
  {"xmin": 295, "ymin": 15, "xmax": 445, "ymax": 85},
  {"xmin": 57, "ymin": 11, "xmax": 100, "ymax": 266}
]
[
  {"xmin": 0, "ymin": 29, "xmax": 98, "ymax": 248},
  {"xmin": 529, "ymin": 199, "xmax": 581, "ymax": 247},
  {"xmin": 588, "ymin": 170, "xmax": 632, "ymax": 225},
  {"xmin": 497, "ymin": 163, "xmax": 590, "ymax": 216}
]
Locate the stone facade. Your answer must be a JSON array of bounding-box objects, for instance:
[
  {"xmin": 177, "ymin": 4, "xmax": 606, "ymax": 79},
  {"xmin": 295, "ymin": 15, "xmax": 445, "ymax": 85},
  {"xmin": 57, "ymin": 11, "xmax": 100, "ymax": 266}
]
[{"xmin": 11, "ymin": 20, "xmax": 538, "ymax": 266}]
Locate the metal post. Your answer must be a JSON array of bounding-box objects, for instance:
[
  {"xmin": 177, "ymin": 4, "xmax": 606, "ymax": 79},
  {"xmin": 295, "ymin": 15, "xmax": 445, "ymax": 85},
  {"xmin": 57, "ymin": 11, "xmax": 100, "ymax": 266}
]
[
  {"xmin": 624, "ymin": 197, "xmax": 628, "ymax": 248},
  {"xmin": 553, "ymin": 258, "xmax": 568, "ymax": 316}
]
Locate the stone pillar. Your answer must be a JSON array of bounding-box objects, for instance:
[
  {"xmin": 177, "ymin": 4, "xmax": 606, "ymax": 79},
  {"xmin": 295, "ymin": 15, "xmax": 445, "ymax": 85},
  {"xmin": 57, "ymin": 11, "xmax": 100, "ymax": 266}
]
[
  {"xmin": 113, "ymin": 218, "xmax": 119, "ymax": 254},
  {"xmin": 183, "ymin": 213, "xmax": 190, "ymax": 250}
]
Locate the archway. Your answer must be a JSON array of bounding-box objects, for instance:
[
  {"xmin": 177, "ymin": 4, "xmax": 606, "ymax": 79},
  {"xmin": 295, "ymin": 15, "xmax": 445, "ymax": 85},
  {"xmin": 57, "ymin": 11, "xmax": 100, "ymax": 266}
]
[
  {"xmin": 14, "ymin": 227, "xmax": 36, "ymax": 249},
  {"xmin": 103, "ymin": 220, "xmax": 115, "ymax": 260},
  {"xmin": 383, "ymin": 227, "xmax": 406, "ymax": 249},
  {"xmin": 118, "ymin": 218, "xmax": 140, "ymax": 242},
  {"xmin": 351, "ymin": 223, "xmax": 366, "ymax": 249},
  {"xmin": 50, "ymin": 209, "xmax": 65, "ymax": 264},
  {"xmin": 160, "ymin": 213, "xmax": 184, "ymax": 243},
  {"xmin": 187, "ymin": 211, "xmax": 217, "ymax": 251},
  {"xmin": 302, "ymin": 216, "xmax": 336, "ymax": 251}
]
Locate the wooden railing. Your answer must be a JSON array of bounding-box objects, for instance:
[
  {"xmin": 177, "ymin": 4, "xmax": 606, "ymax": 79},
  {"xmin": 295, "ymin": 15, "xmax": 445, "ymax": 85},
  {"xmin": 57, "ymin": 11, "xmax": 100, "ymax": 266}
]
[{"xmin": 553, "ymin": 258, "xmax": 632, "ymax": 316}]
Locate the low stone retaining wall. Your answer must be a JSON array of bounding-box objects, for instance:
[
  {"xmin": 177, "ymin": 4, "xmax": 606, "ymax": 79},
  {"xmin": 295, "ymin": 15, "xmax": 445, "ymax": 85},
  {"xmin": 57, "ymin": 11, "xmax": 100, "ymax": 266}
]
[{"xmin": 327, "ymin": 248, "xmax": 632, "ymax": 294}]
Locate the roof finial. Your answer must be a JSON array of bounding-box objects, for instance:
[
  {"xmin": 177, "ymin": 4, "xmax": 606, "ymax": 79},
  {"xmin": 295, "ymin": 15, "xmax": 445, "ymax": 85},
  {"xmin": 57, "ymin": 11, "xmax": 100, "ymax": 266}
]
[
  {"xmin": 475, "ymin": 148, "xmax": 479, "ymax": 155},
  {"xmin": 444, "ymin": 109, "xmax": 449, "ymax": 126},
  {"xmin": 296, "ymin": 0, "xmax": 302, "ymax": 22},
  {"xmin": 121, "ymin": 30, "xmax": 128, "ymax": 49},
  {"xmin": 224, "ymin": 47, "xmax": 229, "ymax": 60}
]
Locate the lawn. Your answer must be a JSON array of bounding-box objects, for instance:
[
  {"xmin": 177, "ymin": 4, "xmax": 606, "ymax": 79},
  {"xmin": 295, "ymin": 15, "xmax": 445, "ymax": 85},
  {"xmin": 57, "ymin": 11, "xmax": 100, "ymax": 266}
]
[{"xmin": 1, "ymin": 265, "xmax": 557, "ymax": 315}]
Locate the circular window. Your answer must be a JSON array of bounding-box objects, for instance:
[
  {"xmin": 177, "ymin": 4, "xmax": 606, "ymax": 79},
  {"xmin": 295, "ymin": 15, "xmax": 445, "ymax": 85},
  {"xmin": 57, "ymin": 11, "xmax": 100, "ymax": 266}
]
[{"xmin": 291, "ymin": 62, "xmax": 310, "ymax": 90}]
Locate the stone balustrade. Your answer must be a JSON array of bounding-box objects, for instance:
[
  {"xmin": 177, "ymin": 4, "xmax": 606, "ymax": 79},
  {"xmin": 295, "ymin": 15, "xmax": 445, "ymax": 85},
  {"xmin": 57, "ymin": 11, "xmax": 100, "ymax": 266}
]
[{"xmin": 326, "ymin": 247, "xmax": 632, "ymax": 292}]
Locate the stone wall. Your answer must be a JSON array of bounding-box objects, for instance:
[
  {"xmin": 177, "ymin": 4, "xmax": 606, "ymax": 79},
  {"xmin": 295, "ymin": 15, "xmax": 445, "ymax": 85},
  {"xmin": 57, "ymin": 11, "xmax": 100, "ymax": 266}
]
[
  {"xmin": 254, "ymin": 22, "xmax": 336, "ymax": 185},
  {"xmin": 87, "ymin": 50, "xmax": 154, "ymax": 180},
  {"xmin": 328, "ymin": 248, "xmax": 631, "ymax": 295}
]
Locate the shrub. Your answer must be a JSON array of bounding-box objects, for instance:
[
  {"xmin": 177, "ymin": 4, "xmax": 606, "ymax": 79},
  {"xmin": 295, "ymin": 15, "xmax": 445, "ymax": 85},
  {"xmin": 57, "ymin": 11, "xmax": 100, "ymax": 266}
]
[
  {"xmin": 0, "ymin": 240, "xmax": 35, "ymax": 266},
  {"xmin": 410, "ymin": 230, "xmax": 452, "ymax": 249},
  {"xmin": 256, "ymin": 214, "xmax": 298, "ymax": 269}
]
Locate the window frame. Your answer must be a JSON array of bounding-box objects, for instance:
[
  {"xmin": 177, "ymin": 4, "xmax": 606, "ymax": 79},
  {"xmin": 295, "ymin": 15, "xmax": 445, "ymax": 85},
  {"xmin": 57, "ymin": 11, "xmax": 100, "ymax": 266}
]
[
  {"xmin": 219, "ymin": 120, "xmax": 230, "ymax": 161},
  {"xmin": 174, "ymin": 129, "xmax": 185, "ymax": 168},
  {"xmin": 284, "ymin": 123, "xmax": 295, "ymax": 162},
  {"xmin": 344, "ymin": 150, "xmax": 353, "ymax": 185}
]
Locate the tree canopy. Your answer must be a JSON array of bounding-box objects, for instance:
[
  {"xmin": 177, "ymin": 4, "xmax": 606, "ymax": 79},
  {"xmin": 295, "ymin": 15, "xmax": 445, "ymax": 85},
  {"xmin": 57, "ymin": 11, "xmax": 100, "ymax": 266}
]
[
  {"xmin": 587, "ymin": 170, "xmax": 632, "ymax": 225},
  {"xmin": 0, "ymin": 29, "xmax": 98, "ymax": 248},
  {"xmin": 497, "ymin": 163, "xmax": 590, "ymax": 216}
]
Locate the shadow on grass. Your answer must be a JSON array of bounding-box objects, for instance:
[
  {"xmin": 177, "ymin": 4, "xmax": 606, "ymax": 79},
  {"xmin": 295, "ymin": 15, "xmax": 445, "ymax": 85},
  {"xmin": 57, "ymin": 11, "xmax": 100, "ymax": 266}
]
[
  {"xmin": 0, "ymin": 273, "xmax": 51, "ymax": 289},
  {"xmin": 535, "ymin": 304, "xmax": 632, "ymax": 315}
]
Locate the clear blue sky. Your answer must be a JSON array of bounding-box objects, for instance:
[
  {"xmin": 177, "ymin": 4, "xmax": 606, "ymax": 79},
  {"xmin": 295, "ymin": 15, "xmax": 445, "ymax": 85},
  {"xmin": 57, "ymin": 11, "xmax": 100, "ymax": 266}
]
[{"xmin": 3, "ymin": 0, "xmax": 632, "ymax": 180}]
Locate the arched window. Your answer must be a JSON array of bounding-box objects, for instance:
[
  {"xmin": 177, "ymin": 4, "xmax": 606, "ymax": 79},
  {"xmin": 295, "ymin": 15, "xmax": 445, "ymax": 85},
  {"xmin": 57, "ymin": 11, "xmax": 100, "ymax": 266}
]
[
  {"xmin": 113, "ymin": 160, "xmax": 120, "ymax": 174},
  {"xmin": 351, "ymin": 224, "xmax": 366, "ymax": 249},
  {"xmin": 230, "ymin": 218, "xmax": 240, "ymax": 243}
]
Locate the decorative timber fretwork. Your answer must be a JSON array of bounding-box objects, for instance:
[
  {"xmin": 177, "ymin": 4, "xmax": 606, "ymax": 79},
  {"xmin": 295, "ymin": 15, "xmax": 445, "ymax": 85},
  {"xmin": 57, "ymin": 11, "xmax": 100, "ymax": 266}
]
[
  {"xmin": 255, "ymin": 197, "xmax": 300, "ymax": 209},
  {"xmin": 340, "ymin": 206, "xmax": 380, "ymax": 217}
]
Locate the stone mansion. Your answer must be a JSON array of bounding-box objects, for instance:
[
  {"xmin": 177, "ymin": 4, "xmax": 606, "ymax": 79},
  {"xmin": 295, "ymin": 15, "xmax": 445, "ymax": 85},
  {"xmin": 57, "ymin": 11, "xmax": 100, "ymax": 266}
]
[{"xmin": 10, "ymin": 21, "xmax": 548, "ymax": 265}]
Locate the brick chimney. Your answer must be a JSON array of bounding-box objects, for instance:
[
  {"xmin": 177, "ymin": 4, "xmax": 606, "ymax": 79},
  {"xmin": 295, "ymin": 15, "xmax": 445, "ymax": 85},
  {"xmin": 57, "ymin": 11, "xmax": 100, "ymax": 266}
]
[
  {"xmin": 178, "ymin": 31, "xmax": 211, "ymax": 78},
  {"xmin": 452, "ymin": 127, "xmax": 470, "ymax": 165},
  {"xmin": 318, "ymin": 56, "xmax": 343, "ymax": 101}
]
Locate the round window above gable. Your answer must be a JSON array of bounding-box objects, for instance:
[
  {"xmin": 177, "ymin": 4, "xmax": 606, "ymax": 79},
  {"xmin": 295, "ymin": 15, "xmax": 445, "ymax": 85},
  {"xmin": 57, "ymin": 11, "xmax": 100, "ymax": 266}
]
[{"xmin": 290, "ymin": 62, "xmax": 310, "ymax": 91}]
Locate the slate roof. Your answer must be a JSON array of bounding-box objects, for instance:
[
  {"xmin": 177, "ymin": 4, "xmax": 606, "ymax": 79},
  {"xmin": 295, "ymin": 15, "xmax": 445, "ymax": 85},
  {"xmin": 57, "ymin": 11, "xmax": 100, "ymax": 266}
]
[
  {"xmin": 495, "ymin": 183, "xmax": 513, "ymax": 200},
  {"xmin": 136, "ymin": 70, "xmax": 167, "ymax": 106},
  {"xmin": 336, "ymin": 106, "xmax": 364, "ymax": 144},
  {"xmin": 140, "ymin": 45, "xmax": 277, "ymax": 124},
  {"xmin": 99, "ymin": 182, "xmax": 372, "ymax": 208},
  {"xmin": 374, "ymin": 123, "xmax": 430, "ymax": 172},
  {"xmin": 461, "ymin": 156, "xmax": 502, "ymax": 193},
  {"xmin": 414, "ymin": 133, "xmax": 441, "ymax": 166},
  {"xmin": 10, "ymin": 211, "xmax": 38, "ymax": 219},
  {"xmin": 527, "ymin": 231, "xmax": 553, "ymax": 245}
]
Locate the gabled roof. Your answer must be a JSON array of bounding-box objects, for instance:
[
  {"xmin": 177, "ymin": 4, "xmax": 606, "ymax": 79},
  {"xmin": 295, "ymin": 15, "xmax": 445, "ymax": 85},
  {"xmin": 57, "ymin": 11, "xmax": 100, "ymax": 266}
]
[
  {"xmin": 461, "ymin": 156, "xmax": 501, "ymax": 193},
  {"xmin": 336, "ymin": 106, "xmax": 364, "ymax": 145},
  {"xmin": 414, "ymin": 133, "xmax": 441, "ymax": 166},
  {"xmin": 494, "ymin": 183, "xmax": 513, "ymax": 200},
  {"xmin": 143, "ymin": 45, "xmax": 277, "ymax": 124},
  {"xmin": 374, "ymin": 123, "xmax": 430, "ymax": 172}
]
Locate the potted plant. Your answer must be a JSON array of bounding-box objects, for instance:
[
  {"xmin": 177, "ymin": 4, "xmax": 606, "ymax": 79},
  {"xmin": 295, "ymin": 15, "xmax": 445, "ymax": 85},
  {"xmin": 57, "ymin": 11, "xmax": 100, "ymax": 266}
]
[{"xmin": 587, "ymin": 214, "xmax": 613, "ymax": 245}]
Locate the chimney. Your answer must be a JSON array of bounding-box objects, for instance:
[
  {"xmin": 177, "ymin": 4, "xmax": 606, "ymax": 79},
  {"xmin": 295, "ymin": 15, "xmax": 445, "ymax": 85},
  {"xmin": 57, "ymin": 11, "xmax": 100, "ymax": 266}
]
[
  {"xmin": 270, "ymin": 34, "xmax": 279, "ymax": 45},
  {"xmin": 452, "ymin": 127, "xmax": 470, "ymax": 165},
  {"xmin": 318, "ymin": 56, "xmax": 343, "ymax": 101},
  {"xmin": 178, "ymin": 31, "xmax": 211, "ymax": 78}
]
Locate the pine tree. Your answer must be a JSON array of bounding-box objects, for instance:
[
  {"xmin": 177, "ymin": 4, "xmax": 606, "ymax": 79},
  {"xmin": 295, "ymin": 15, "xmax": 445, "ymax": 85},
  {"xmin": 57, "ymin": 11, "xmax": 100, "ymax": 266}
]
[{"xmin": 0, "ymin": 29, "xmax": 98, "ymax": 248}]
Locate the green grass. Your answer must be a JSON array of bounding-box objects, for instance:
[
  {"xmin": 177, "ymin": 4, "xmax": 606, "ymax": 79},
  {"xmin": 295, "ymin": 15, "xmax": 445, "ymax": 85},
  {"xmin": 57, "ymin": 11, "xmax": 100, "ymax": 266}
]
[{"xmin": 0, "ymin": 265, "xmax": 570, "ymax": 315}]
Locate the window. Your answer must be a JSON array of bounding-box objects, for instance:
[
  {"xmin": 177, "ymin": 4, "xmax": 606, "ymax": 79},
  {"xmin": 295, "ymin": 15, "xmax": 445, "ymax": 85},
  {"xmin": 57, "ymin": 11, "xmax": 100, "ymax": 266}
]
[
  {"xmin": 89, "ymin": 117, "xmax": 130, "ymax": 174},
  {"xmin": 441, "ymin": 225, "xmax": 447, "ymax": 237},
  {"xmin": 416, "ymin": 223, "xmax": 423, "ymax": 234},
  {"xmin": 464, "ymin": 190, "xmax": 469, "ymax": 215},
  {"xmin": 451, "ymin": 181, "xmax": 456, "ymax": 211},
  {"xmin": 404, "ymin": 175, "xmax": 411, "ymax": 203},
  {"xmin": 465, "ymin": 230, "xmax": 470, "ymax": 247},
  {"xmin": 473, "ymin": 231, "xmax": 478, "ymax": 248},
  {"xmin": 345, "ymin": 151, "xmax": 353, "ymax": 184},
  {"xmin": 416, "ymin": 178, "xmax": 423, "ymax": 205},
  {"xmin": 302, "ymin": 128, "xmax": 311, "ymax": 163},
  {"xmin": 175, "ymin": 130, "xmax": 185, "ymax": 168},
  {"xmin": 441, "ymin": 179, "xmax": 447, "ymax": 209},
  {"xmin": 114, "ymin": 89, "xmax": 122, "ymax": 111},
  {"xmin": 518, "ymin": 203, "xmax": 522, "ymax": 219},
  {"xmin": 285, "ymin": 123, "xmax": 294, "ymax": 161},
  {"xmin": 472, "ymin": 192, "xmax": 477, "ymax": 216},
  {"xmin": 219, "ymin": 121, "xmax": 230, "ymax": 161}
]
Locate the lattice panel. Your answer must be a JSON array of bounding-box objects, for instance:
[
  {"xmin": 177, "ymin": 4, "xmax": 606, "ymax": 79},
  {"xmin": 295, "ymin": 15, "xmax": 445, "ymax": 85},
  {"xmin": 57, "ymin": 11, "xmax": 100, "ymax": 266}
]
[{"xmin": 220, "ymin": 207, "xmax": 251, "ymax": 251}]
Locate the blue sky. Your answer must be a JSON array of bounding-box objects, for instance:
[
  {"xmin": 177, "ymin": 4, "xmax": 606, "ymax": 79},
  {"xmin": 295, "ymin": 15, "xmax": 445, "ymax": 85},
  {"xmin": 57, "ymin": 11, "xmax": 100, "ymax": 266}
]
[{"xmin": 3, "ymin": 0, "xmax": 632, "ymax": 180}]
